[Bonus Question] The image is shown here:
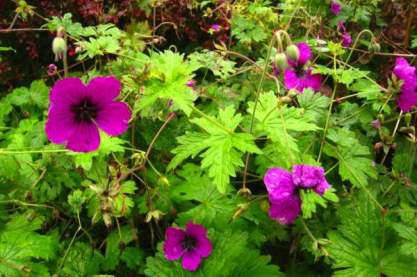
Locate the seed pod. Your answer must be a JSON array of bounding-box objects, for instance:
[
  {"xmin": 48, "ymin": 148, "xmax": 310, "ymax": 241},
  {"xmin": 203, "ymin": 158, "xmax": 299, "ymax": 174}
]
[
  {"xmin": 52, "ymin": 37, "xmax": 67, "ymax": 61},
  {"xmin": 274, "ymin": 53, "xmax": 288, "ymax": 70},
  {"xmin": 285, "ymin": 44, "xmax": 300, "ymax": 61}
]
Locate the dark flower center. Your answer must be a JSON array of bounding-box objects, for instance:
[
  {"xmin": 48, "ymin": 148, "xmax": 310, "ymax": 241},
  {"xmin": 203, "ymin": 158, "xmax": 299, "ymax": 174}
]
[
  {"xmin": 295, "ymin": 65, "xmax": 306, "ymax": 78},
  {"xmin": 181, "ymin": 235, "xmax": 197, "ymax": 251},
  {"xmin": 71, "ymin": 98, "xmax": 99, "ymax": 123}
]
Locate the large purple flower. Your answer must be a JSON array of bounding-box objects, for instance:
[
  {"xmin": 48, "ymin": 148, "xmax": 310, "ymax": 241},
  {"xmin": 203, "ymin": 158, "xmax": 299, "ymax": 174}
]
[
  {"xmin": 283, "ymin": 42, "xmax": 322, "ymax": 92},
  {"xmin": 330, "ymin": 1, "xmax": 342, "ymax": 15},
  {"xmin": 45, "ymin": 76, "xmax": 131, "ymax": 152},
  {"xmin": 263, "ymin": 165, "xmax": 331, "ymax": 225},
  {"xmin": 163, "ymin": 222, "xmax": 212, "ymax": 271},
  {"xmin": 393, "ymin": 58, "xmax": 417, "ymax": 112}
]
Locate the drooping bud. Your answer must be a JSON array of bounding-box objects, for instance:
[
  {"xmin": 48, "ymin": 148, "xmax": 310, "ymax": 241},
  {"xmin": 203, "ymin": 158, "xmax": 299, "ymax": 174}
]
[
  {"xmin": 285, "ymin": 44, "xmax": 300, "ymax": 61},
  {"xmin": 52, "ymin": 37, "xmax": 67, "ymax": 61},
  {"xmin": 274, "ymin": 53, "xmax": 288, "ymax": 70},
  {"xmin": 371, "ymin": 119, "xmax": 381, "ymax": 129},
  {"xmin": 368, "ymin": 38, "xmax": 381, "ymax": 53}
]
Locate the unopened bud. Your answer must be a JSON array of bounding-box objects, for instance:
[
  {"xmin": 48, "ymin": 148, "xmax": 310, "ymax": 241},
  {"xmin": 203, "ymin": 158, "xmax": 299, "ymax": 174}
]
[
  {"xmin": 286, "ymin": 44, "xmax": 300, "ymax": 61},
  {"xmin": 274, "ymin": 53, "xmax": 288, "ymax": 70},
  {"xmin": 103, "ymin": 213, "xmax": 112, "ymax": 227},
  {"xmin": 158, "ymin": 176, "xmax": 170, "ymax": 186},
  {"xmin": 237, "ymin": 187, "xmax": 252, "ymax": 197},
  {"xmin": 368, "ymin": 38, "xmax": 380, "ymax": 53},
  {"xmin": 279, "ymin": 96, "xmax": 292, "ymax": 103},
  {"xmin": 405, "ymin": 113, "xmax": 412, "ymax": 126},
  {"xmin": 145, "ymin": 209, "xmax": 166, "ymax": 223},
  {"xmin": 52, "ymin": 37, "xmax": 67, "ymax": 61}
]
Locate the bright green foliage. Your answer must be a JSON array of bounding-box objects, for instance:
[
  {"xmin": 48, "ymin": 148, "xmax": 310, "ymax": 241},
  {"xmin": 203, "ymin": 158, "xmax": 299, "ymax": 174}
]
[
  {"xmin": 327, "ymin": 194, "xmax": 417, "ymax": 276},
  {"xmin": 392, "ymin": 223, "xmax": 417, "ymax": 259},
  {"xmin": 103, "ymin": 226, "xmax": 137, "ymax": 271},
  {"xmin": 57, "ymin": 242, "xmax": 104, "ymax": 277},
  {"xmin": 324, "ymin": 128, "xmax": 376, "ymax": 187},
  {"xmin": 145, "ymin": 230, "xmax": 283, "ymax": 277},
  {"xmin": 0, "ymin": 214, "xmax": 58, "ymax": 277},
  {"xmin": 248, "ymin": 91, "xmax": 319, "ymax": 167},
  {"xmin": 188, "ymin": 50, "xmax": 236, "ymax": 80},
  {"xmin": 137, "ymin": 50, "xmax": 198, "ymax": 117},
  {"xmin": 297, "ymin": 89, "xmax": 330, "ymax": 123},
  {"xmin": 170, "ymin": 164, "xmax": 238, "ymax": 227},
  {"xmin": 169, "ymin": 106, "xmax": 261, "ymax": 193},
  {"xmin": 300, "ymin": 187, "xmax": 338, "ymax": 219}
]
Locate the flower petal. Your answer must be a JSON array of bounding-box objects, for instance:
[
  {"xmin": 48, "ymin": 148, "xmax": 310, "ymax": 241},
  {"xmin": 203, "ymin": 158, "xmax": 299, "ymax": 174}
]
[
  {"xmin": 184, "ymin": 222, "xmax": 212, "ymax": 257},
  {"xmin": 66, "ymin": 123, "xmax": 100, "ymax": 152},
  {"xmin": 163, "ymin": 227, "xmax": 186, "ymax": 261},
  {"xmin": 49, "ymin": 77, "xmax": 87, "ymax": 106},
  {"xmin": 269, "ymin": 194, "xmax": 301, "ymax": 225},
  {"xmin": 314, "ymin": 179, "xmax": 331, "ymax": 195},
  {"xmin": 398, "ymin": 89, "xmax": 417, "ymax": 112},
  {"xmin": 264, "ymin": 167, "xmax": 295, "ymax": 201},
  {"xmin": 96, "ymin": 102, "xmax": 131, "ymax": 136},
  {"xmin": 45, "ymin": 105, "xmax": 76, "ymax": 144},
  {"xmin": 393, "ymin": 58, "xmax": 416, "ymax": 82},
  {"xmin": 181, "ymin": 251, "xmax": 203, "ymax": 271},
  {"xmin": 296, "ymin": 42, "xmax": 312, "ymax": 65},
  {"xmin": 292, "ymin": 165, "xmax": 325, "ymax": 188},
  {"xmin": 87, "ymin": 76, "xmax": 121, "ymax": 104}
]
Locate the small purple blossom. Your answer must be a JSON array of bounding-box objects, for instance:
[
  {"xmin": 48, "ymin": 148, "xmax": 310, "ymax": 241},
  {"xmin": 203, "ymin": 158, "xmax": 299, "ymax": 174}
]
[
  {"xmin": 47, "ymin": 64, "xmax": 57, "ymax": 76},
  {"xmin": 263, "ymin": 165, "xmax": 331, "ymax": 225},
  {"xmin": 283, "ymin": 42, "xmax": 322, "ymax": 93},
  {"xmin": 208, "ymin": 24, "xmax": 221, "ymax": 34},
  {"xmin": 371, "ymin": 119, "xmax": 381, "ymax": 129},
  {"xmin": 330, "ymin": 0, "xmax": 342, "ymax": 15},
  {"xmin": 163, "ymin": 222, "xmax": 212, "ymax": 271},
  {"xmin": 341, "ymin": 32, "xmax": 352, "ymax": 47},
  {"xmin": 393, "ymin": 58, "xmax": 417, "ymax": 112},
  {"xmin": 45, "ymin": 76, "xmax": 131, "ymax": 152},
  {"xmin": 186, "ymin": 79, "xmax": 197, "ymax": 89}
]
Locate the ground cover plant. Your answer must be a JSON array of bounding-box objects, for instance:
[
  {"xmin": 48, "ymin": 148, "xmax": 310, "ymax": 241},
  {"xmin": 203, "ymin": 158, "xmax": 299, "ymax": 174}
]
[{"xmin": 1, "ymin": 0, "xmax": 417, "ymax": 276}]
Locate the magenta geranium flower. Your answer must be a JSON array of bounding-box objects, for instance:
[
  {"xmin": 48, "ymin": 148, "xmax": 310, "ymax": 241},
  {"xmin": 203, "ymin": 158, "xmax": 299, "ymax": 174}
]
[
  {"xmin": 263, "ymin": 165, "xmax": 331, "ymax": 225},
  {"xmin": 393, "ymin": 58, "xmax": 417, "ymax": 112},
  {"xmin": 163, "ymin": 222, "xmax": 212, "ymax": 271},
  {"xmin": 330, "ymin": 0, "xmax": 342, "ymax": 15},
  {"xmin": 283, "ymin": 42, "xmax": 322, "ymax": 92},
  {"xmin": 341, "ymin": 32, "xmax": 352, "ymax": 47},
  {"xmin": 45, "ymin": 76, "xmax": 131, "ymax": 152}
]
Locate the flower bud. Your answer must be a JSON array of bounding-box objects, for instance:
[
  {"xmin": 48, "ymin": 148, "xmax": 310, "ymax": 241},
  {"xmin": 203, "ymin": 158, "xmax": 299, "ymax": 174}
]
[
  {"xmin": 405, "ymin": 113, "xmax": 412, "ymax": 126},
  {"xmin": 274, "ymin": 53, "xmax": 288, "ymax": 70},
  {"xmin": 285, "ymin": 44, "xmax": 300, "ymax": 61},
  {"xmin": 368, "ymin": 39, "xmax": 380, "ymax": 53},
  {"xmin": 52, "ymin": 37, "xmax": 67, "ymax": 61}
]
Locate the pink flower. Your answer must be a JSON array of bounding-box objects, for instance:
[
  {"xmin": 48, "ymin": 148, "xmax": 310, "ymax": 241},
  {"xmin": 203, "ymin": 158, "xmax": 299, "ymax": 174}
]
[
  {"xmin": 283, "ymin": 43, "xmax": 322, "ymax": 93},
  {"xmin": 341, "ymin": 32, "xmax": 352, "ymax": 47},
  {"xmin": 186, "ymin": 79, "xmax": 196, "ymax": 89},
  {"xmin": 263, "ymin": 165, "xmax": 331, "ymax": 225},
  {"xmin": 163, "ymin": 222, "xmax": 212, "ymax": 271},
  {"xmin": 393, "ymin": 58, "xmax": 417, "ymax": 112},
  {"xmin": 330, "ymin": 0, "xmax": 342, "ymax": 15},
  {"xmin": 45, "ymin": 76, "xmax": 131, "ymax": 152}
]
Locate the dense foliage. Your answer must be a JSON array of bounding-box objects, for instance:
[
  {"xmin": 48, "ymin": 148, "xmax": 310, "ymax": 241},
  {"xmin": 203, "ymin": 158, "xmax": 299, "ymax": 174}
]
[{"xmin": 1, "ymin": 0, "xmax": 417, "ymax": 276}]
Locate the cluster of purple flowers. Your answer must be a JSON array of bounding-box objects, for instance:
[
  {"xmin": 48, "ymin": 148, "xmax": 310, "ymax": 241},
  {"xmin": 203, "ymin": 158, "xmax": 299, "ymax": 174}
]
[
  {"xmin": 282, "ymin": 42, "xmax": 322, "ymax": 93},
  {"xmin": 264, "ymin": 165, "xmax": 331, "ymax": 225},
  {"xmin": 330, "ymin": 1, "xmax": 353, "ymax": 48},
  {"xmin": 393, "ymin": 58, "xmax": 417, "ymax": 112}
]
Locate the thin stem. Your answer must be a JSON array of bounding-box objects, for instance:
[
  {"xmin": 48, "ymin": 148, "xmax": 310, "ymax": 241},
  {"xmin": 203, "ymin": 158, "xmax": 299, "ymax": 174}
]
[
  {"xmin": 318, "ymin": 54, "xmax": 338, "ymax": 162},
  {"xmin": 242, "ymin": 35, "xmax": 276, "ymax": 189},
  {"xmin": 345, "ymin": 29, "xmax": 375, "ymax": 64}
]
